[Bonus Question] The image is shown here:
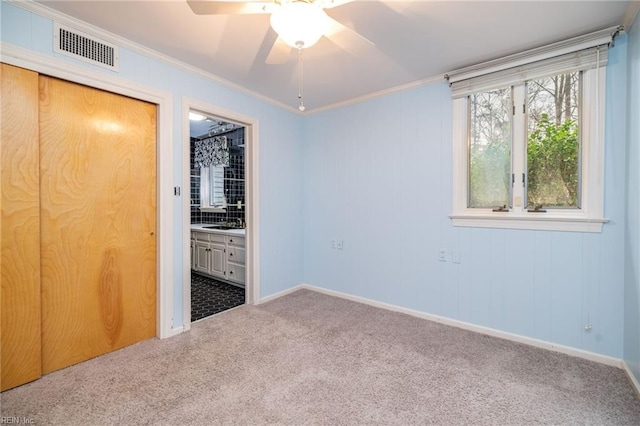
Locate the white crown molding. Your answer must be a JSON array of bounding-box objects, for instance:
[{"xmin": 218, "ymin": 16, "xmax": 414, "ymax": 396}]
[
  {"xmin": 308, "ymin": 74, "xmax": 444, "ymax": 115},
  {"xmin": 6, "ymin": 0, "xmax": 302, "ymax": 115},
  {"xmin": 622, "ymin": 1, "xmax": 640, "ymax": 31}
]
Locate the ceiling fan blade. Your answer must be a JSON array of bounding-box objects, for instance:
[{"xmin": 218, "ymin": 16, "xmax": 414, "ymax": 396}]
[
  {"xmin": 265, "ymin": 37, "xmax": 292, "ymax": 64},
  {"xmin": 322, "ymin": 0, "xmax": 355, "ymax": 10},
  {"xmin": 187, "ymin": 0, "xmax": 273, "ymax": 15},
  {"xmin": 323, "ymin": 16, "xmax": 374, "ymax": 54}
]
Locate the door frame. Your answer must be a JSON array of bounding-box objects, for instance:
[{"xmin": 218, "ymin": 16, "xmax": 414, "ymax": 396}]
[
  {"xmin": 181, "ymin": 98, "xmax": 260, "ymax": 330},
  {"xmin": 1, "ymin": 43, "xmax": 176, "ymax": 338}
]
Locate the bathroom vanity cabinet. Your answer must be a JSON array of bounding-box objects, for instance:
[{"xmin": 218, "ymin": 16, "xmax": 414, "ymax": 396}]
[{"xmin": 191, "ymin": 229, "xmax": 245, "ymax": 287}]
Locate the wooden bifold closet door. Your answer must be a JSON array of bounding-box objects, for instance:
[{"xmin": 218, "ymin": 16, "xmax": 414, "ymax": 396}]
[
  {"xmin": 1, "ymin": 64, "xmax": 157, "ymax": 390},
  {"xmin": 1, "ymin": 64, "xmax": 42, "ymax": 391}
]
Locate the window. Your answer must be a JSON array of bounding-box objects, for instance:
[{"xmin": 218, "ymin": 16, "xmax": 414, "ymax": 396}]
[
  {"xmin": 468, "ymin": 72, "xmax": 582, "ymax": 211},
  {"xmin": 200, "ymin": 165, "xmax": 226, "ymax": 212},
  {"xmin": 526, "ymin": 72, "xmax": 581, "ymax": 210},
  {"xmin": 468, "ymin": 87, "xmax": 512, "ymax": 208},
  {"xmin": 447, "ymin": 27, "xmax": 620, "ymax": 232},
  {"xmin": 193, "ymin": 131, "xmax": 231, "ymax": 213}
]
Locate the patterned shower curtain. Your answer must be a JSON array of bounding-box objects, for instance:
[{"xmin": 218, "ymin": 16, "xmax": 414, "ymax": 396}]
[{"xmin": 194, "ymin": 135, "xmax": 229, "ymax": 168}]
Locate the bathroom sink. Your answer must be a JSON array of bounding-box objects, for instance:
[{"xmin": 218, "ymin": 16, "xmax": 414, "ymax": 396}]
[{"xmin": 203, "ymin": 225, "xmax": 240, "ymax": 230}]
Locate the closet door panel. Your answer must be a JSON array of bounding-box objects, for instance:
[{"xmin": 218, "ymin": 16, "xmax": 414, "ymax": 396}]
[
  {"xmin": 39, "ymin": 76, "xmax": 157, "ymax": 374},
  {"xmin": 0, "ymin": 64, "xmax": 42, "ymax": 391}
]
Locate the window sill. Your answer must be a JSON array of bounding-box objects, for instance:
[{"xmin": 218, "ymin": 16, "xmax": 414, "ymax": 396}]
[
  {"xmin": 200, "ymin": 206, "xmax": 226, "ymax": 213},
  {"xmin": 450, "ymin": 213, "xmax": 608, "ymax": 233}
]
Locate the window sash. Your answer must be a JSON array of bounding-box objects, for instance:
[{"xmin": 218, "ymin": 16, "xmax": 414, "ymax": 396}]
[
  {"xmin": 524, "ymin": 72, "xmax": 582, "ymax": 209},
  {"xmin": 467, "ymin": 87, "xmax": 513, "ymax": 208}
]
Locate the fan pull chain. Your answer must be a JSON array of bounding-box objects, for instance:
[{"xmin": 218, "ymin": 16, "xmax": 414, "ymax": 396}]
[{"xmin": 297, "ymin": 42, "xmax": 305, "ymax": 112}]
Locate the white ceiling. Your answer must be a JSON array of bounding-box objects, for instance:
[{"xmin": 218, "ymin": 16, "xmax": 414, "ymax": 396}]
[
  {"xmin": 34, "ymin": 0, "xmax": 639, "ymax": 113},
  {"xmin": 190, "ymin": 114, "xmax": 240, "ymax": 138}
]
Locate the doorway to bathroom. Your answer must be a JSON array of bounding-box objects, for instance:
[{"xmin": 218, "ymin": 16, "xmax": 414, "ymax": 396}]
[
  {"xmin": 183, "ymin": 101, "xmax": 259, "ymax": 327},
  {"xmin": 190, "ymin": 113, "xmax": 246, "ymax": 321}
]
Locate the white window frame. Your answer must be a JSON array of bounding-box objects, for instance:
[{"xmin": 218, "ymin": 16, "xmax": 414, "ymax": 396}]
[
  {"xmin": 448, "ymin": 27, "xmax": 620, "ymax": 233},
  {"xmin": 199, "ymin": 165, "xmax": 227, "ymax": 213}
]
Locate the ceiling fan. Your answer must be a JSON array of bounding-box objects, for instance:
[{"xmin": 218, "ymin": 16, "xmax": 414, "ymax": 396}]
[{"xmin": 186, "ymin": 0, "xmax": 374, "ymax": 64}]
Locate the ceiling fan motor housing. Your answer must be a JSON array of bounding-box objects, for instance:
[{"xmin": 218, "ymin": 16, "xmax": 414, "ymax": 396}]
[{"xmin": 270, "ymin": 1, "xmax": 329, "ymax": 48}]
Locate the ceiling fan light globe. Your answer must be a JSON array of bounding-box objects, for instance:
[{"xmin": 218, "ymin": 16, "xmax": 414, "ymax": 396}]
[{"xmin": 270, "ymin": 2, "xmax": 329, "ymax": 49}]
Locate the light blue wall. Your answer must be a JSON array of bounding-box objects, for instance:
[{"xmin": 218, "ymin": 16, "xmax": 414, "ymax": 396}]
[
  {"xmin": 0, "ymin": 1, "xmax": 304, "ymax": 327},
  {"xmin": 302, "ymin": 36, "xmax": 630, "ymax": 358},
  {"xmin": 624, "ymin": 15, "xmax": 640, "ymax": 382},
  {"xmin": 3, "ymin": 0, "xmax": 636, "ymax": 361}
]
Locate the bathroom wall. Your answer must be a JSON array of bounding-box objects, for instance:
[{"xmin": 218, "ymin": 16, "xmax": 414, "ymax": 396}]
[{"xmin": 190, "ymin": 128, "xmax": 246, "ymax": 224}]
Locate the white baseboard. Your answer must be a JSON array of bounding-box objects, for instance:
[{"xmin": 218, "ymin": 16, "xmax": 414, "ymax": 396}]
[
  {"xmin": 163, "ymin": 326, "xmax": 185, "ymax": 339},
  {"xmin": 258, "ymin": 284, "xmax": 306, "ymax": 305},
  {"xmin": 267, "ymin": 283, "xmax": 623, "ymax": 369},
  {"xmin": 622, "ymin": 360, "xmax": 640, "ymax": 398}
]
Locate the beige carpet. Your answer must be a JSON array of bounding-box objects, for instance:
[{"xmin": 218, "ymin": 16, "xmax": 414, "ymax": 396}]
[{"xmin": 2, "ymin": 289, "xmax": 639, "ymax": 425}]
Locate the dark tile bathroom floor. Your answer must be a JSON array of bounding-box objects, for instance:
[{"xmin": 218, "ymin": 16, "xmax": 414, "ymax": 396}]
[{"xmin": 191, "ymin": 273, "xmax": 245, "ymax": 322}]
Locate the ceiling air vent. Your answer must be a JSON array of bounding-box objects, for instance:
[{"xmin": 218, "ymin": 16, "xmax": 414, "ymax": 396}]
[{"xmin": 53, "ymin": 23, "xmax": 119, "ymax": 71}]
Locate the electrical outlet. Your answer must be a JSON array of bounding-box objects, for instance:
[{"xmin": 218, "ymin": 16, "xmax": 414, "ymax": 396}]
[
  {"xmin": 438, "ymin": 249, "xmax": 447, "ymax": 262},
  {"xmin": 337, "ymin": 240, "xmax": 344, "ymax": 250},
  {"xmin": 331, "ymin": 240, "xmax": 336, "ymax": 249}
]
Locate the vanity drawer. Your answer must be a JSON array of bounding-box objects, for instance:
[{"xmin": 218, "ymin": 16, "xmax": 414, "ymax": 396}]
[
  {"xmin": 227, "ymin": 236, "xmax": 245, "ymax": 247},
  {"xmin": 195, "ymin": 231, "xmax": 209, "ymax": 242},
  {"xmin": 194, "ymin": 231, "xmax": 226, "ymax": 244},
  {"xmin": 227, "ymin": 246, "xmax": 246, "ymax": 264},
  {"xmin": 208, "ymin": 233, "xmax": 227, "ymax": 244},
  {"xmin": 227, "ymin": 263, "xmax": 245, "ymax": 285}
]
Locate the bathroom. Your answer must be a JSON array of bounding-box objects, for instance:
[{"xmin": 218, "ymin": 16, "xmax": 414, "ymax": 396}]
[{"xmin": 189, "ymin": 112, "xmax": 246, "ymax": 322}]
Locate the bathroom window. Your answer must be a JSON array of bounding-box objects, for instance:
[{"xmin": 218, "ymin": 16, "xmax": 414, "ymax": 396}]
[
  {"xmin": 209, "ymin": 165, "xmax": 225, "ymax": 206},
  {"xmin": 200, "ymin": 165, "xmax": 226, "ymax": 212},
  {"xmin": 193, "ymin": 133, "xmax": 230, "ymax": 213}
]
